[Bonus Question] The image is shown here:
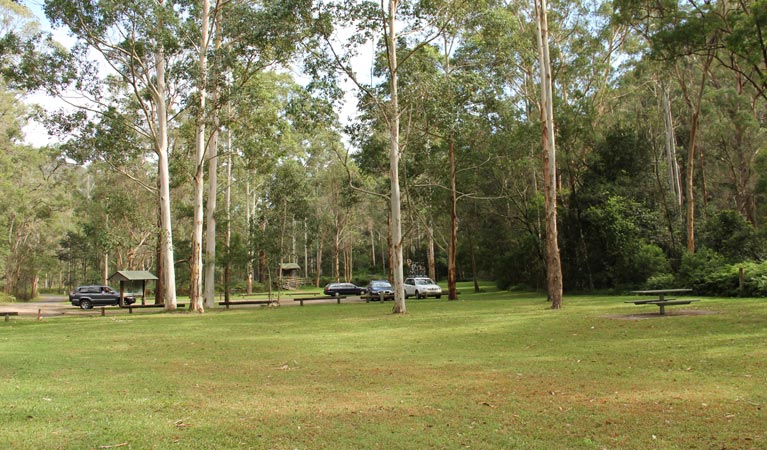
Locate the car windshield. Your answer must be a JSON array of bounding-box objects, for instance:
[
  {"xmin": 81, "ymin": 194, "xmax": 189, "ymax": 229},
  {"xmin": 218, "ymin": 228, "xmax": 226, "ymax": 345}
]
[
  {"xmin": 372, "ymin": 281, "xmax": 391, "ymax": 288},
  {"xmin": 416, "ymin": 279, "xmax": 434, "ymax": 285}
]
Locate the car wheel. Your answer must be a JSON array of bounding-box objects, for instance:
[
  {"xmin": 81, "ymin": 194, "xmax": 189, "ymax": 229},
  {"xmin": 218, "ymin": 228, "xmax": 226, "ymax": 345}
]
[
  {"xmin": 436, "ymin": 295, "xmax": 441, "ymax": 299},
  {"xmin": 80, "ymin": 299, "xmax": 93, "ymax": 310}
]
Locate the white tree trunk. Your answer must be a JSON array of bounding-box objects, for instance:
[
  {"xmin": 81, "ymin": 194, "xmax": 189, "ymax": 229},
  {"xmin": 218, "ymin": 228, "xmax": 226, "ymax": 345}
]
[
  {"xmin": 203, "ymin": 110, "xmax": 219, "ymax": 308},
  {"xmin": 155, "ymin": 42, "xmax": 177, "ymax": 310},
  {"xmin": 224, "ymin": 126, "xmax": 232, "ymax": 303},
  {"xmin": 190, "ymin": 0, "xmax": 210, "ymax": 313},
  {"xmin": 387, "ymin": 0, "xmax": 406, "ymax": 314},
  {"xmin": 662, "ymin": 83, "xmax": 682, "ymax": 209},
  {"xmin": 204, "ymin": 4, "xmax": 224, "ymax": 310},
  {"xmin": 103, "ymin": 252, "xmax": 108, "ymax": 286},
  {"xmin": 246, "ymin": 172, "xmax": 253, "ymax": 294}
]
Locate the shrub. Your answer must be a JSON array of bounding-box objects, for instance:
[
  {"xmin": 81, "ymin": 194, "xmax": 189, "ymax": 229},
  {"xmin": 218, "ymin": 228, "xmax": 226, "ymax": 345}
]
[
  {"xmin": 699, "ymin": 210, "xmax": 764, "ymax": 262},
  {"xmin": 644, "ymin": 273, "xmax": 676, "ymax": 290},
  {"xmin": 678, "ymin": 248, "xmax": 726, "ymax": 289},
  {"xmin": 697, "ymin": 266, "xmax": 740, "ymax": 296},
  {"xmin": 678, "ymin": 255, "xmax": 767, "ymax": 297},
  {"xmin": 738, "ymin": 262, "xmax": 767, "ymax": 297},
  {"xmin": 624, "ymin": 243, "xmax": 671, "ymax": 285}
]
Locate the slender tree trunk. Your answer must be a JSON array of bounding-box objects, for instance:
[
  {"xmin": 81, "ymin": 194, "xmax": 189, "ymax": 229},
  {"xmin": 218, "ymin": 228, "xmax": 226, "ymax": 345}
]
[
  {"xmin": 386, "ymin": 0, "xmax": 406, "ymax": 314},
  {"xmin": 31, "ymin": 274, "xmax": 39, "ymax": 299},
  {"xmin": 224, "ymin": 126, "xmax": 232, "ymax": 304},
  {"xmin": 315, "ymin": 233, "xmax": 323, "ymax": 288},
  {"xmin": 203, "ymin": 122, "xmax": 219, "ymax": 308},
  {"xmin": 699, "ymin": 143, "xmax": 708, "ymax": 209},
  {"xmin": 426, "ymin": 223, "xmax": 436, "ymax": 281},
  {"xmin": 203, "ymin": 5, "xmax": 224, "ymax": 310},
  {"xmin": 677, "ymin": 52, "xmax": 714, "ymax": 254},
  {"xmin": 246, "ymin": 172, "xmax": 254, "ymax": 294},
  {"xmin": 103, "ymin": 252, "xmax": 108, "ymax": 286},
  {"xmin": 189, "ymin": 0, "xmax": 210, "ymax": 312},
  {"xmin": 370, "ymin": 225, "xmax": 376, "ymax": 268},
  {"xmin": 448, "ymin": 138, "xmax": 458, "ymax": 300},
  {"xmin": 154, "ymin": 25, "xmax": 177, "ymax": 310},
  {"xmin": 662, "ymin": 83, "xmax": 682, "ymax": 209},
  {"xmin": 535, "ymin": 0, "xmax": 563, "ymax": 309},
  {"xmin": 155, "ymin": 217, "xmax": 164, "ymax": 305},
  {"xmin": 387, "ymin": 212, "xmax": 393, "ymax": 282},
  {"xmin": 304, "ymin": 220, "xmax": 309, "ymax": 280},
  {"xmin": 259, "ymin": 221, "xmax": 267, "ymax": 284},
  {"xmin": 334, "ymin": 216, "xmax": 341, "ymax": 282},
  {"xmin": 469, "ymin": 231, "xmax": 479, "ymax": 293}
]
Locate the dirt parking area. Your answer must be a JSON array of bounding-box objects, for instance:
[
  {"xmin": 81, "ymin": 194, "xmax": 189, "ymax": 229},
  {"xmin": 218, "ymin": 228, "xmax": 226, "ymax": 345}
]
[{"xmin": 0, "ymin": 296, "xmax": 76, "ymax": 318}]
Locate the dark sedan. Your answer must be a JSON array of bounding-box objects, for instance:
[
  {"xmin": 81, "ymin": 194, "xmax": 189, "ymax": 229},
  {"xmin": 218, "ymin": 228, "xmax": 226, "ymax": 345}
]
[
  {"xmin": 323, "ymin": 282, "xmax": 366, "ymax": 297},
  {"xmin": 365, "ymin": 280, "xmax": 394, "ymax": 301}
]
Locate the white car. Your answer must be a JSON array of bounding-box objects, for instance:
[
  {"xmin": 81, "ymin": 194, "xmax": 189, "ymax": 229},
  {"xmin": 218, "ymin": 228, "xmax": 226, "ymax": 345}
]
[{"xmin": 404, "ymin": 277, "xmax": 442, "ymax": 299}]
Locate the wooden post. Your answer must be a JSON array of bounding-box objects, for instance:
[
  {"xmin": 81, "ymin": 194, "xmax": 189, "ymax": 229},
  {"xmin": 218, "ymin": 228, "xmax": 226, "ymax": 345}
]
[
  {"xmin": 101, "ymin": 307, "xmax": 106, "ymax": 317},
  {"xmin": 37, "ymin": 309, "xmax": 42, "ymax": 321}
]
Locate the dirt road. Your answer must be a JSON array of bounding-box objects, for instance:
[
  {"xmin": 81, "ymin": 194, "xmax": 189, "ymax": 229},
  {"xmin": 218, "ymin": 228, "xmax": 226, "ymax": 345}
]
[{"xmin": 0, "ymin": 295, "xmax": 75, "ymax": 318}]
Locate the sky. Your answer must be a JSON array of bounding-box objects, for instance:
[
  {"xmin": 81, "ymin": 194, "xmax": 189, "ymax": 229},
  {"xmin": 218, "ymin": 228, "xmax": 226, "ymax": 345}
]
[
  {"xmin": 17, "ymin": 0, "xmax": 376, "ymax": 149},
  {"xmin": 20, "ymin": 0, "xmax": 77, "ymax": 147}
]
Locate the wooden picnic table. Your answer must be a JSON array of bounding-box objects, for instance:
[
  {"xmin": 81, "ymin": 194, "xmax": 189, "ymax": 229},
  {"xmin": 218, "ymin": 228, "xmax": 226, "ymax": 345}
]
[
  {"xmin": 627, "ymin": 289, "xmax": 697, "ymax": 315},
  {"xmin": 630, "ymin": 289, "xmax": 692, "ymax": 301}
]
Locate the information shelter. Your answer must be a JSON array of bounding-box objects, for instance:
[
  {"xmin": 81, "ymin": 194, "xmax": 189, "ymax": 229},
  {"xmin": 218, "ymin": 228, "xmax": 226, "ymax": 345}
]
[{"xmin": 108, "ymin": 270, "xmax": 159, "ymax": 306}]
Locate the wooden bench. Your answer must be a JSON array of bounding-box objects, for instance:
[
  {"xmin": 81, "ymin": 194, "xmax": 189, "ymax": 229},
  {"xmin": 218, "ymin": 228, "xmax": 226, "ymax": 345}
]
[
  {"xmin": 625, "ymin": 298, "xmax": 676, "ymax": 305},
  {"xmin": 294, "ymin": 296, "xmax": 346, "ymax": 306},
  {"xmin": 1, "ymin": 312, "xmax": 19, "ymax": 322},
  {"xmin": 126, "ymin": 303, "xmax": 186, "ymax": 313},
  {"xmin": 218, "ymin": 300, "xmax": 275, "ymax": 309},
  {"xmin": 626, "ymin": 299, "xmax": 698, "ymax": 315}
]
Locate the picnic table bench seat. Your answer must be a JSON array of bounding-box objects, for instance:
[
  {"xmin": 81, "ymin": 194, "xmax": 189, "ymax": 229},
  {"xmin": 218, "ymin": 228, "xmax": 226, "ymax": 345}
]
[
  {"xmin": 627, "ymin": 298, "xmax": 698, "ymax": 315},
  {"xmin": 125, "ymin": 303, "xmax": 186, "ymax": 312},
  {"xmin": 218, "ymin": 300, "xmax": 275, "ymax": 309},
  {"xmin": 624, "ymin": 298, "xmax": 677, "ymax": 305},
  {"xmin": 294, "ymin": 296, "xmax": 346, "ymax": 306},
  {"xmin": 1, "ymin": 311, "xmax": 19, "ymax": 321}
]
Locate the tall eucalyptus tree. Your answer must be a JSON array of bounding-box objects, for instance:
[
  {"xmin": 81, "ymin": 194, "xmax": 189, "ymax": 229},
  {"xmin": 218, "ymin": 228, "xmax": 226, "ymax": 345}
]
[
  {"xmin": 534, "ymin": 0, "xmax": 562, "ymax": 308},
  {"xmin": 44, "ymin": 0, "xmax": 187, "ymax": 309},
  {"xmin": 313, "ymin": 0, "xmax": 466, "ymax": 313},
  {"xmin": 194, "ymin": 0, "xmax": 312, "ymax": 308}
]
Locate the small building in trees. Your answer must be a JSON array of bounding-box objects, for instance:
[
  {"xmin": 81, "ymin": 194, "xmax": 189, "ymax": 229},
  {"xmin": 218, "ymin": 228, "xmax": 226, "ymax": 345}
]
[{"xmin": 278, "ymin": 263, "xmax": 302, "ymax": 290}]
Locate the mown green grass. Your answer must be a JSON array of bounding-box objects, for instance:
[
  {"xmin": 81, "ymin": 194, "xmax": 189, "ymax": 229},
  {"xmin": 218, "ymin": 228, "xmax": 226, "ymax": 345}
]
[{"xmin": 1, "ymin": 284, "xmax": 765, "ymax": 449}]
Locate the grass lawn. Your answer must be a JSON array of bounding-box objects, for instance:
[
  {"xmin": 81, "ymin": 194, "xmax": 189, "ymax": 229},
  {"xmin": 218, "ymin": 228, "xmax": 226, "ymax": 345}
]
[{"xmin": 1, "ymin": 284, "xmax": 765, "ymax": 449}]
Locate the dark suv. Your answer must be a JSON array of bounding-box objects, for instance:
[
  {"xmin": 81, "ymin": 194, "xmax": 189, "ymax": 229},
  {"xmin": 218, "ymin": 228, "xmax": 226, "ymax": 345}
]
[{"xmin": 69, "ymin": 285, "xmax": 136, "ymax": 309}]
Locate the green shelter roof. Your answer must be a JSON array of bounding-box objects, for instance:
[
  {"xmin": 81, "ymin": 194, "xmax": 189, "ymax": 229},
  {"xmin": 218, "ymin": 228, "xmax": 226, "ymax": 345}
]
[{"xmin": 108, "ymin": 270, "xmax": 159, "ymax": 282}]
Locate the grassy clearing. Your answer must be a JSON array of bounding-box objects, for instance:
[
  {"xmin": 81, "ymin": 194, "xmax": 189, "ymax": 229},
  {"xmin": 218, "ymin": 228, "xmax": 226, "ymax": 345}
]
[{"xmin": 1, "ymin": 284, "xmax": 765, "ymax": 449}]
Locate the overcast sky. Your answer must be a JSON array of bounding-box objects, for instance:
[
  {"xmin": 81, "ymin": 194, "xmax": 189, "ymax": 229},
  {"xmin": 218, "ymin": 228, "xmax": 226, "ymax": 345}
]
[{"xmin": 18, "ymin": 0, "xmax": 376, "ymax": 149}]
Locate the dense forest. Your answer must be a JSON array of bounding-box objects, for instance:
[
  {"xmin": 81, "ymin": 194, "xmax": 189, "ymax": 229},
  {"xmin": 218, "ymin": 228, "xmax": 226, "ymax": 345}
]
[{"xmin": 2, "ymin": 0, "xmax": 766, "ymax": 309}]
